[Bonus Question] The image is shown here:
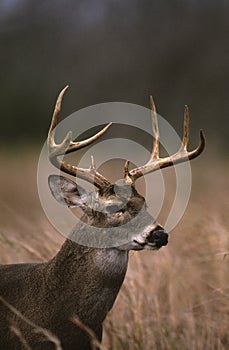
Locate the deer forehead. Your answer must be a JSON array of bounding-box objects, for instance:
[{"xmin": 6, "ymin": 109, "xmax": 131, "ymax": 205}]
[
  {"xmin": 93, "ymin": 191, "xmax": 145, "ymax": 217},
  {"xmin": 86, "ymin": 191, "xmax": 145, "ymax": 217},
  {"xmin": 99, "ymin": 184, "xmax": 145, "ymax": 205}
]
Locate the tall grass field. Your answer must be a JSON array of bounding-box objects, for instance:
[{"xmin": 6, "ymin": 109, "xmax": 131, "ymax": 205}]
[{"xmin": 0, "ymin": 150, "xmax": 228, "ymax": 350}]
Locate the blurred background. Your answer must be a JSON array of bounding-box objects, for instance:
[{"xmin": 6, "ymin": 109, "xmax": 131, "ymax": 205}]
[
  {"xmin": 0, "ymin": 1, "xmax": 228, "ymax": 349},
  {"xmin": 0, "ymin": 0, "xmax": 228, "ymax": 151}
]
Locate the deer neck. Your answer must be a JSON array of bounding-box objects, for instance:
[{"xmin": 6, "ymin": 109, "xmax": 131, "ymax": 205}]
[
  {"xmin": 46, "ymin": 239, "xmax": 129, "ymax": 295},
  {"xmin": 44, "ymin": 239, "xmax": 128, "ymax": 325}
]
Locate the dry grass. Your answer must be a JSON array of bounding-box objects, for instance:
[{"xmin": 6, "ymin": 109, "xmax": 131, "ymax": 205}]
[
  {"xmin": 0, "ymin": 150, "xmax": 228, "ymax": 350},
  {"xmin": 0, "ymin": 296, "xmax": 62, "ymax": 350}
]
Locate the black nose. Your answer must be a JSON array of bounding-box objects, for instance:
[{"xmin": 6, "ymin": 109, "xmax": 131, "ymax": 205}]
[{"xmin": 148, "ymin": 229, "xmax": 168, "ymax": 248}]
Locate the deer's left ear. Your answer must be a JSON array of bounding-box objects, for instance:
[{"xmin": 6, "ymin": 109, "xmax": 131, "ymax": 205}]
[{"xmin": 48, "ymin": 175, "xmax": 89, "ymax": 210}]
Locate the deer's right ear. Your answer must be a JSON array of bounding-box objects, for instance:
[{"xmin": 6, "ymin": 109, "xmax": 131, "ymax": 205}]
[{"xmin": 48, "ymin": 175, "xmax": 89, "ymax": 210}]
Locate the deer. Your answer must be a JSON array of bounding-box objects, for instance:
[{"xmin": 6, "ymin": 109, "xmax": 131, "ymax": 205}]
[{"xmin": 0, "ymin": 86, "xmax": 205, "ymax": 350}]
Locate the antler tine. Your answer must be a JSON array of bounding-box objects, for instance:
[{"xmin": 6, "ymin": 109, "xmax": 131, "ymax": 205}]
[
  {"xmin": 48, "ymin": 86, "xmax": 112, "ymax": 157},
  {"xmin": 150, "ymin": 96, "xmax": 160, "ymax": 160},
  {"xmin": 50, "ymin": 86, "xmax": 69, "ymax": 135},
  {"xmin": 90, "ymin": 155, "xmax": 96, "ymax": 170},
  {"xmin": 180, "ymin": 105, "xmax": 189, "ymax": 151},
  {"xmin": 127, "ymin": 100, "xmax": 205, "ymax": 183},
  {"xmin": 124, "ymin": 160, "xmax": 129, "ymax": 178},
  {"xmin": 48, "ymin": 85, "xmax": 70, "ymax": 150},
  {"xmin": 65, "ymin": 122, "xmax": 112, "ymax": 155},
  {"xmin": 124, "ymin": 160, "xmax": 133, "ymax": 184},
  {"xmin": 48, "ymin": 87, "xmax": 112, "ymax": 189}
]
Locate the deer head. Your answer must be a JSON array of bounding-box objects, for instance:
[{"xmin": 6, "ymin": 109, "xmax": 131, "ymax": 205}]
[{"xmin": 47, "ymin": 86, "xmax": 205, "ymax": 251}]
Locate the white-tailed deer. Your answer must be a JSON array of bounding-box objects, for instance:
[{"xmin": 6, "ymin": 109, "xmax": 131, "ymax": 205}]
[{"xmin": 0, "ymin": 87, "xmax": 205, "ymax": 350}]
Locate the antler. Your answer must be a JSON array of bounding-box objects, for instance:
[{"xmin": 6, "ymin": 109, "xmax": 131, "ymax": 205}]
[
  {"xmin": 124, "ymin": 96, "xmax": 205, "ymax": 184},
  {"xmin": 48, "ymin": 86, "xmax": 112, "ymax": 189}
]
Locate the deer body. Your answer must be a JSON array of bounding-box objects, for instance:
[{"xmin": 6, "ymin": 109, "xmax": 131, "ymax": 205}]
[
  {"xmin": 0, "ymin": 87, "xmax": 205, "ymax": 349},
  {"xmin": 0, "ymin": 241, "xmax": 128, "ymax": 349}
]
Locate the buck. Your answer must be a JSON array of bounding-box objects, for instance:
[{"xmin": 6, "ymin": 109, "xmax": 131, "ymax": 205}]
[{"xmin": 0, "ymin": 87, "xmax": 205, "ymax": 350}]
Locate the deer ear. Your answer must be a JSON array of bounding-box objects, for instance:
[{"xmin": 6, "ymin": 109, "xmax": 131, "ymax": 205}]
[{"xmin": 48, "ymin": 175, "xmax": 89, "ymax": 209}]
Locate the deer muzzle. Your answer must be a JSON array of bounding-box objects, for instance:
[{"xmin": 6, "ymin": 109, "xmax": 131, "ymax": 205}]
[
  {"xmin": 147, "ymin": 227, "xmax": 168, "ymax": 248},
  {"xmin": 133, "ymin": 225, "xmax": 168, "ymax": 250}
]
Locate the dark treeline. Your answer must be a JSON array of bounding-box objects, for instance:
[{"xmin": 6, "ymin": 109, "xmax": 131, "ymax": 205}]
[{"xmin": 0, "ymin": 0, "xmax": 228, "ymax": 152}]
